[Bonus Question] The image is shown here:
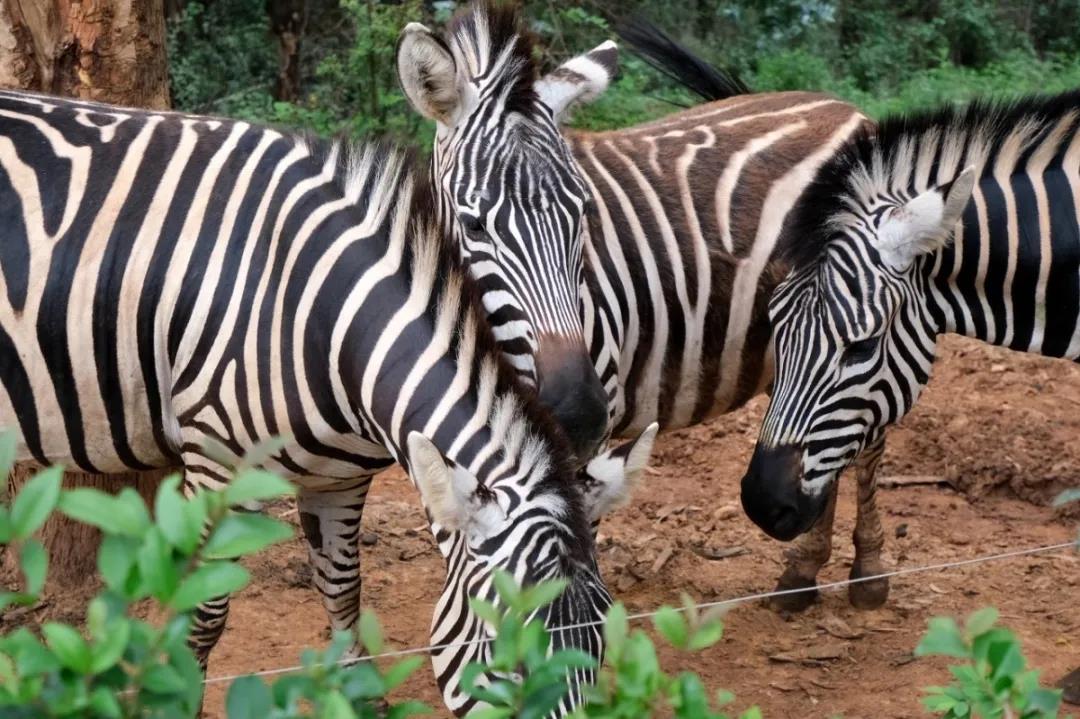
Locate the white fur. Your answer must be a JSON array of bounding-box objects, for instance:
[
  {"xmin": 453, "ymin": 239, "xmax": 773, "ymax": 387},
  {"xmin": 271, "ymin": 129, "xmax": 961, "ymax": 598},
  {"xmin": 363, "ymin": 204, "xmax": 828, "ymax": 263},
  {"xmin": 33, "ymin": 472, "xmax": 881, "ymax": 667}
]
[
  {"xmin": 397, "ymin": 23, "xmax": 461, "ymax": 124},
  {"xmin": 875, "ymin": 166, "xmax": 976, "ymax": 270},
  {"xmin": 407, "ymin": 432, "xmax": 479, "ymax": 531},
  {"xmin": 536, "ymin": 41, "xmax": 617, "ymax": 122},
  {"xmin": 580, "ymin": 422, "xmax": 658, "ymax": 522}
]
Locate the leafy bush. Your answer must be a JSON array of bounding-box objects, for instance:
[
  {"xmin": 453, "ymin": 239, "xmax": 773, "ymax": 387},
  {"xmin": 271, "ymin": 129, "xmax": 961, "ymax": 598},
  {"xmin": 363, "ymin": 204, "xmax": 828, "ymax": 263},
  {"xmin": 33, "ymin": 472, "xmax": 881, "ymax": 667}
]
[
  {"xmin": 917, "ymin": 608, "xmax": 1066, "ymax": 719},
  {"xmin": 0, "ymin": 446, "xmax": 427, "ymax": 719}
]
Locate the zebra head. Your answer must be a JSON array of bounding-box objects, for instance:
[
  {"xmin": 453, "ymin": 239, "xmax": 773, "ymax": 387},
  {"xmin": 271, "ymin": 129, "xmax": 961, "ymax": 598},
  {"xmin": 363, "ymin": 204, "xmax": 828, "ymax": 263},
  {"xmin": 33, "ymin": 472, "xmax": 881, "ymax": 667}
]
[
  {"xmin": 742, "ymin": 161, "xmax": 977, "ymax": 541},
  {"xmin": 407, "ymin": 422, "xmax": 658, "ymax": 716},
  {"xmin": 396, "ymin": 2, "xmax": 618, "ymax": 460}
]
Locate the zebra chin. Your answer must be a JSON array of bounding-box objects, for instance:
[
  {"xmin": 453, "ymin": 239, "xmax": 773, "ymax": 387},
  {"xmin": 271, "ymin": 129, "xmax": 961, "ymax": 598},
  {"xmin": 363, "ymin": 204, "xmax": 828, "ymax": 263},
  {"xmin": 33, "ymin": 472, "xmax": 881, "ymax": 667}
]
[{"xmin": 740, "ymin": 444, "xmax": 832, "ymax": 541}]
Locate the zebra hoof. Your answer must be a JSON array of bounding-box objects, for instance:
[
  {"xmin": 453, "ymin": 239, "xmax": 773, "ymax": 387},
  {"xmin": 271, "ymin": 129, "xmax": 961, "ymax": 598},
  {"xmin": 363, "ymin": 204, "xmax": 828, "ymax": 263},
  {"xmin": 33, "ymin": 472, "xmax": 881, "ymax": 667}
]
[
  {"xmin": 848, "ymin": 561, "xmax": 889, "ymax": 609},
  {"xmin": 770, "ymin": 568, "xmax": 819, "ymax": 612}
]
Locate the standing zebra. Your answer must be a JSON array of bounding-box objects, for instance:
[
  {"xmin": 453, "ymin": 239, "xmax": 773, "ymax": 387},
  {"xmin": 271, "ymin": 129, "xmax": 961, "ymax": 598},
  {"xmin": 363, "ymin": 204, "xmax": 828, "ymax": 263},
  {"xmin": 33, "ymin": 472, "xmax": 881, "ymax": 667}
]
[
  {"xmin": 742, "ymin": 92, "xmax": 1080, "ymax": 597},
  {"xmin": 397, "ymin": 1, "xmax": 617, "ymax": 462},
  {"xmin": 398, "ymin": 13, "xmax": 880, "ymax": 607},
  {"xmin": 0, "ymin": 89, "xmax": 658, "ymax": 716}
]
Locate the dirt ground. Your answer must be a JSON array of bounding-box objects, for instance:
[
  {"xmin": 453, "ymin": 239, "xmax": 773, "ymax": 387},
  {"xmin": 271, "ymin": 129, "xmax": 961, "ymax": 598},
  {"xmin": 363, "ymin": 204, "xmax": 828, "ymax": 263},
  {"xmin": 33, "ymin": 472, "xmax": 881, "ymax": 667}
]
[{"xmin": 9, "ymin": 335, "xmax": 1080, "ymax": 718}]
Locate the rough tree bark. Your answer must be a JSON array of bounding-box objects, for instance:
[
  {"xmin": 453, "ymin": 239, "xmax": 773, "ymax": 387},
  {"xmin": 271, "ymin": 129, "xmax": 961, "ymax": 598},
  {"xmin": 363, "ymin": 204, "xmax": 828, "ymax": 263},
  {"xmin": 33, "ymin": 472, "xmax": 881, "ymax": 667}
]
[
  {"xmin": 267, "ymin": 0, "xmax": 306, "ymax": 102},
  {"xmin": 0, "ymin": 0, "xmax": 171, "ymax": 586}
]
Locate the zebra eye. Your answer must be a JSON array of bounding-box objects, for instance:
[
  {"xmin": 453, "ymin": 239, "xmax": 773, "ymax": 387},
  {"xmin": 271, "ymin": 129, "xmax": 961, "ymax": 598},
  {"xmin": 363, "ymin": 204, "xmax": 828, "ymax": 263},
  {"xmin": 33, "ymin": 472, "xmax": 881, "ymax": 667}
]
[
  {"xmin": 459, "ymin": 212, "xmax": 485, "ymax": 235},
  {"xmin": 841, "ymin": 336, "xmax": 880, "ymax": 366}
]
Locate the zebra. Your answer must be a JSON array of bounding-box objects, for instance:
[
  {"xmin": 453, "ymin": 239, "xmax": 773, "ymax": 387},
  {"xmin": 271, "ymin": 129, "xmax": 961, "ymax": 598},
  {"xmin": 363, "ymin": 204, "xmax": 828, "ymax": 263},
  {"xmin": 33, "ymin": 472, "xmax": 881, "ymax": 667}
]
[
  {"xmin": 398, "ymin": 13, "xmax": 879, "ymax": 608},
  {"xmin": 396, "ymin": 0, "xmax": 616, "ymax": 462},
  {"xmin": 0, "ymin": 88, "xmax": 660, "ymax": 716},
  {"xmin": 741, "ymin": 91, "xmax": 1080, "ymax": 606}
]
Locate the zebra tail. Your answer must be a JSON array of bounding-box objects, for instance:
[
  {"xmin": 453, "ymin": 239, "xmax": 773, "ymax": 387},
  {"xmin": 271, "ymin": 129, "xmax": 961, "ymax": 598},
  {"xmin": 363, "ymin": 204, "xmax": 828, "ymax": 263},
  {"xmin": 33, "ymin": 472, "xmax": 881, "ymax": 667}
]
[{"xmin": 613, "ymin": 16, "xmax": 751, "ymax": 102}]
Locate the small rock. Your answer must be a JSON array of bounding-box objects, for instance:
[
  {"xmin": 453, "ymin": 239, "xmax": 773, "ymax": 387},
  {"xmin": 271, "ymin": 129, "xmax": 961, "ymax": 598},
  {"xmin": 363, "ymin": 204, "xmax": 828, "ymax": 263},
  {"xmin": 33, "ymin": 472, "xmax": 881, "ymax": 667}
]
[
  {"xmin": 694, "ymin": 545, "xmax": 750, "ymax": 561},
  {"xmin": 360, "ymin": 532, "xmax": 379, "ymax": 547},
  {"xmin": 990, "ymin": 363, "xmax": 1007, "ymax": 373},
  {"xmin": 895, "ymin": 523, "xmax": 908, "ymax": 538},
  {"xmin": 713, "ymin": 503, "xmax": 740, "ymax": 521},
  {"xmin": 818, "ymin": 615, "xmax": 863, "ymax": 640},
  {"xmin": 615, "ymin": 574, "xmax": 638, "ymax": 593},
  {"xmin": 651, "ymin": 544, "xmax": 675, "ymax": 573}
]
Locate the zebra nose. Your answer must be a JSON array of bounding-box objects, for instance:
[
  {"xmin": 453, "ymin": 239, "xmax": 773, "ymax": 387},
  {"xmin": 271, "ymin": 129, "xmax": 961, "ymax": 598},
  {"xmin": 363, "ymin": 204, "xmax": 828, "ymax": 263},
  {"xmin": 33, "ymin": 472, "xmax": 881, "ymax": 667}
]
[
  {"xmin": 536, "ymin": 344, "xmax": 608, "ymax": 461},
  {"xmin": 740, "ymin": 444, "xmax": 814, "ymax": 541}
]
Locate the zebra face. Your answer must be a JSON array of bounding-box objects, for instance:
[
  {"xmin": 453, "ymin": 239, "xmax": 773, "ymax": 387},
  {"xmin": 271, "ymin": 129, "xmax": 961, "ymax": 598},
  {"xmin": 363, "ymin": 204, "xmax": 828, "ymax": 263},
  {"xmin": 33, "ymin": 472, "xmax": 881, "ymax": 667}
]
[
  {"xmin": 397, "ymin": 8, "xmax": 618, "ymax": 461},
  {"xmin": 742, "ymin": 168, "xmax": 977, "ymax": 540},
  {"xmin": 408, "ymin": 428, "xmax": 657, "ymax": 716}
]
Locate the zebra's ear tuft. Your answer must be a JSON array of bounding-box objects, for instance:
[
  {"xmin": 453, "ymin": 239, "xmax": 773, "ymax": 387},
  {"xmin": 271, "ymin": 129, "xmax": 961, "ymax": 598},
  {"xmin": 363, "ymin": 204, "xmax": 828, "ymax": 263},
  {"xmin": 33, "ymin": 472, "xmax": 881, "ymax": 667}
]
[
  {"xmin": 407, "ymin": 432, "xmax": 479, "ymax": 531},
  {"xmin": 579, "ymin": 422, "xmax": 659, "ymax": 522},
  {"xmin": 536, "ymin": 40, "xmax": 618, "ymax": 122},
  {"xmin": 876, "ymin": 165, "xmax": 976, "ymax": 270},
  {"xmin": 397, "ymin": 23, "xmax": 461, "ymax": 124}
]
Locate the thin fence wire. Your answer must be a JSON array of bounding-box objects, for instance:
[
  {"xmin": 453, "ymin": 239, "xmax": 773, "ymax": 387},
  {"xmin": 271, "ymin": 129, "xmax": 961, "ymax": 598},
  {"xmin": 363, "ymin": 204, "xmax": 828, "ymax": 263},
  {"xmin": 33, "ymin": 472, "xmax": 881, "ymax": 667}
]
[{"xmin": 201, "ymin": 539, "xmax": 1076, "ymax": 686}]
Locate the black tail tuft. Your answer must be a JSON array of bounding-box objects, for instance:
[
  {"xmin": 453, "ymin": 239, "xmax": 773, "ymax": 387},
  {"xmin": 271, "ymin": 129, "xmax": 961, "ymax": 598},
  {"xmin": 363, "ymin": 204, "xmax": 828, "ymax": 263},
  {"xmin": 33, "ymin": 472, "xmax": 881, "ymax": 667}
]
[{"xmin": 614, "ymin": 17, "xmax": 750, "ymax": 102}]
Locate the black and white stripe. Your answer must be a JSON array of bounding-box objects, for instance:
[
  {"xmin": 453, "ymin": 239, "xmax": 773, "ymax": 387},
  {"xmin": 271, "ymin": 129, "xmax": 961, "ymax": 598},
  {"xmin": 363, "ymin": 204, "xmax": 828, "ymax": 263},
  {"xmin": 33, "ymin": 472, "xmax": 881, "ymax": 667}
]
[
  {"xmin": 744, "ymin": 91, "xmax": 1080, "ymax": 549},
  {"xmin": 0, "ymin": 89, "xmax": 646, "ymax": 716}
]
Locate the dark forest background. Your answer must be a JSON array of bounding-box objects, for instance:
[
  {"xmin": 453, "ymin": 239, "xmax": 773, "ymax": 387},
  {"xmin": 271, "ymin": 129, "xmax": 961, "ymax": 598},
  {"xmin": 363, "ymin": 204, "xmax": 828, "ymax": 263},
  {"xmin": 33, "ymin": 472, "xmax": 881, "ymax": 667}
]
[{"xmin": 167, "ymin": 0, "xmax": 1080, "ymax": 143}]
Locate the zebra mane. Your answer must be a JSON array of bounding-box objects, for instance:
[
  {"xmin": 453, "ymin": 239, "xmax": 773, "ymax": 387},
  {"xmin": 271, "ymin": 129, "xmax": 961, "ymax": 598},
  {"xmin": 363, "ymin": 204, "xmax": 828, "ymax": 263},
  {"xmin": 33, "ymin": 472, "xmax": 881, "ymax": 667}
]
[
  {"xmin": 446, "ymin": 0, "xmax": 538, "ymax": 117},
  {"xmin": 306, "ymin": 132, "xmax": 595, "ymax": 560},
  {"xmin": 782, "ymin": 89, "xmax": 1080, "ymax": 272}
]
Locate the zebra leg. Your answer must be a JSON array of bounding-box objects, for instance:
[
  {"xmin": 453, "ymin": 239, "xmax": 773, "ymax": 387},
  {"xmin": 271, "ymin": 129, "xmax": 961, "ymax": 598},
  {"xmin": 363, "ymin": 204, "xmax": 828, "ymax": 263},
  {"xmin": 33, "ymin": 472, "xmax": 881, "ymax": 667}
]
[
  {"xmin": 771, "ymin": 481, "xmax": 839, "ymax": 612},
  {"xmin": 182, "ymin": 467, "xmax": 234, "ymax": 670},
  {"xmin": 848, "ymin": 438, "xmax": 889, "ymax": 609},
  {"xmin": 297, "ymin": 478, "xmax": 372, "ymax": 655}
]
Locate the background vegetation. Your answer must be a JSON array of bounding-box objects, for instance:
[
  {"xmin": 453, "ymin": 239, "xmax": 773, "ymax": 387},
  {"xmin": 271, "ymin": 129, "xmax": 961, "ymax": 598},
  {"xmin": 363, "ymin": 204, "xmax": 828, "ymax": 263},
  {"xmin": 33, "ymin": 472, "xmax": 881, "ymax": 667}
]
[{"xmin": 167, "ymin": 0, "xmax": 1080, "ymax": 144}]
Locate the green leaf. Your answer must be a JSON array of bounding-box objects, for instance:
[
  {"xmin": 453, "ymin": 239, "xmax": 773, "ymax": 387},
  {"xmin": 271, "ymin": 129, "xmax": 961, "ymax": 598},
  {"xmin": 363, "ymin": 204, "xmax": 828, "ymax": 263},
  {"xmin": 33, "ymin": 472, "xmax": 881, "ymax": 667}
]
[
  {"xmin": 59, "ymin": 488, "xmax": 148, "ymax": 537},
  {"xmin": 604, "ymin": 602, "xmax": 629, "ymax": 663},
  {"xmin": 468, "ymin": 597, "xmax": 503, "ymax": 627},
  {"xmin": 0, "ymin": 508, "xmax": 10, "ymax": 545},
  {"xmin": 19, "ymin": 540, "xmax": 47, "ymax": 596},
  {"xmin": 382, "ymin": 656, "xmax": 424, "ymax": 691},
  {"xmin": 687, "ymin": 618, "xmax": 725, "ymax": 651},
  {"xmin": 359, "ymin": 610, "xmax": 384, "ymax": 655},
  {"xmin": 89, "ymin": 686, "xmax": 122, "ymax": 719},
  {"xmin": 654, "ymin": 606, "xmax": 689, "ymax": 649},
  {"xmin": 137, "ymin": 527, "xmax": 179, "ymax": 600},
  {"xmin": 142, "ymin": 663, "xmax": 187, "ymax": 694},
  {"xmin": 202, "ymin": 436, "xmax": 239, "ymax": 469},
  {"xmin": 0, "ymin": 430, "xmax": 17, "ymax": 478},
  {"xmin": 41, "ymin": 623, "xmax": 92, "ymax": 674},
  {"xmin": 10, "ymin": 466, "xmax": 62, "ymax": 541},
  {"xmin": 239, "ymin": 436, "xmax": 292, "ymax": 469},
  {"xmin": 97, "ymin": 534, "xmax": 138, "ymax": 594},
  {"xmin": 385, "ymin": 700, "xmax": 432, "ymax": 719},
  {"xmin": 519, "ymin": 579, "xmax": 568, "ymax": 613},
  {"xmin": 916, "ymin": 617, "xmax": 969, "ymax": 659},
  {"xmin": 226, "ymin": 675, "xmax": 273, "ymax": 719},
  {"xmin": 202, "ymin": 512, "xmax": 293, "ymax": 559},
  {"xmin": 170, "ymin": 561, "xmax": 250, "ymax": 611},
  {"xmin": 155, "ymin": 475, "xmax": 197, "ymax": 553},
  {"xmin": 225, "ymin": 469, "xmax": 296, "ymax": 507},
  {"xmin": 464, "ymin": 708, "xmax": 514, "ymax": 719},
  {"xmin": 90, "ymin": 619, "xmax": 130, "ymax": 674},
  {"xmin": 964, "ymin": 607, "xmax": 999, "ymax": 639},
  {"xmin": 319, "ymin": 691, "xmax": 358, "ymax": 719}
]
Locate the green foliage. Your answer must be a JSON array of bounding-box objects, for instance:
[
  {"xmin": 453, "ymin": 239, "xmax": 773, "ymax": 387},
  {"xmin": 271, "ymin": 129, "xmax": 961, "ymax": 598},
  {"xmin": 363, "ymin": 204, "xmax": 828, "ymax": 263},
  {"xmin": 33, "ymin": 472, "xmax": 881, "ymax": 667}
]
[
  {"xmin": 0, "ymin": 441, "xmax": 427, "ymax": 719},
  {"xmin": 916, "ymin": 608, "xmax": 1064, "ymax": 719},
  {"xmin": 458, "ymin": 571, "xmax": 758, "ymax": 719},
  {"xmin": 575, "ymin": 599, "xmax": 758, "ymax": 718}
]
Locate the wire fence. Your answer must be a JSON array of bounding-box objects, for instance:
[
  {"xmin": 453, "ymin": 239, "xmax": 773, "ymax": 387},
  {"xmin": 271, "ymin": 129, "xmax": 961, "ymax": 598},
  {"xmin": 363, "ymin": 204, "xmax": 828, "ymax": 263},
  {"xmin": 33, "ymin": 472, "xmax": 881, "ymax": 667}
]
[{"xmin": 201, "ymin": 538, "xmax": 1077, "ymax": 686}]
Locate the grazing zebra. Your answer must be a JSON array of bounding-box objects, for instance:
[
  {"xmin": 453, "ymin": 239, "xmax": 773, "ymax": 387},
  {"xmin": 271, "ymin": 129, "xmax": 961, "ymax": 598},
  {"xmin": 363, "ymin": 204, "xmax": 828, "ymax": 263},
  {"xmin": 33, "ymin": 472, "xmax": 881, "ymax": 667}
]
[
  {"xmin": 0, "ymin": 89, "xmax": 659, "ymax": 716},
  {"xmin": 742, "ymin": 91, "xmax": 1080, "ymax": 604},
  {"xmin": 398, "ymin": 14, "xmax": 878, "ymax": 608}
]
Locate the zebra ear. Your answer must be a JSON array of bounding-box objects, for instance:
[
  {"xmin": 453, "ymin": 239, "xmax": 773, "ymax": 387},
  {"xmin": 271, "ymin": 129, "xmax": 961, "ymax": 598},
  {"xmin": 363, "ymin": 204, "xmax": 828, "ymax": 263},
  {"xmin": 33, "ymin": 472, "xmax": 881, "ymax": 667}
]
[
  {"xmin": 397, "ymin": 23, "xmax": 461, "ymax": 124},
  {"xmin": 876, "ymin": 166, "xmax": 976, "ymax": 270},
  {"xmin": 579, "ymin": 423, "xmax": 659, "ymax": 522},
  {"xmin": 407, "ymin": 432, "xmax": 480, "ymax": 532},
  {"xmin": 536, "ymin": 40, "xmax": 618, "ymax": 122}
]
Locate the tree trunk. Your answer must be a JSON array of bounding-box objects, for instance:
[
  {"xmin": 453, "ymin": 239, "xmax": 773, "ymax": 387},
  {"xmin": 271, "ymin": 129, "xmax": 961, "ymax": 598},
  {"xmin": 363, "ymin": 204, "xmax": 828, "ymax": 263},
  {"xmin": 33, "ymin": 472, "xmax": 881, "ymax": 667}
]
[
  {"xmin": 0, "ymin": 0, "xmax": 172, "ymax": 588},
  {"xmin": 268, "ymin": 0, "xmax": 305, "ymax": 102}
]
